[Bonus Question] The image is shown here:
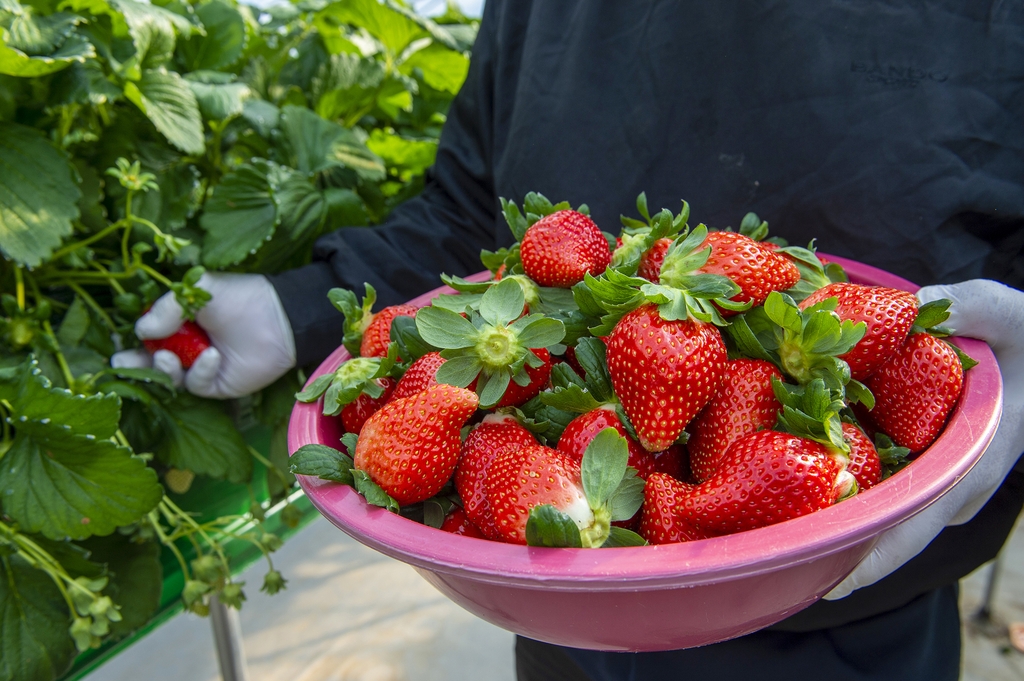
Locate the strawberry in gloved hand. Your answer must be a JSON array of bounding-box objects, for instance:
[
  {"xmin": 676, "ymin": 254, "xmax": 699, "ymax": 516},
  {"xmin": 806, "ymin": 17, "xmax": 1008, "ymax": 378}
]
[{"xmin": 111, "ymin": 273, "xmax": 296, "ymax": 398}]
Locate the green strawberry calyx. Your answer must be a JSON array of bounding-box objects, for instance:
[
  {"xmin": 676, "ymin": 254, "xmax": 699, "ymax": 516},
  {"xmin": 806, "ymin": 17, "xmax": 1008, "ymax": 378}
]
[
  {"xmin": 415, "ymin": 278, "xmax": 566, "ymax": 408},
  {"xmin": 327, "ymin": 284, "xmax": 378, "ymax": 357},
  {"xmin": 294, "ymin": 355, "xmax": 394, "ymax": 416},
  {"xmin": 909, "ymin": 298, "xmax": 979, "ymax": 371},
  {"xmin": 772, "ymin": 378, "xmax": 859, "ymax": 500},
  {"xmin": 612, "ymin": 192, "xmax": 690, "ymax": 273},
  {"xmin": 538, "ymin": 337, "xmax": 616, "ymax": 413},
  {"xmin": 578, "ymin": 224, "xmax": 746, "ymax": 334},
  {"xmin": 728, "ymin": 291, "xmax": 866, "ymax": 392},
  {"xmin": 525, "ymin": 428, "xmax": 647, "ymax": 548}
]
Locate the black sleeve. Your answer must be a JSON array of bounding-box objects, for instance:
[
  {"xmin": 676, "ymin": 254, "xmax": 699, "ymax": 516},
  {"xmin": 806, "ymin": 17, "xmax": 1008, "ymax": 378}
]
[{"xmin": 268, "ymin": 1, "xmax": 502, "ymax": 367}]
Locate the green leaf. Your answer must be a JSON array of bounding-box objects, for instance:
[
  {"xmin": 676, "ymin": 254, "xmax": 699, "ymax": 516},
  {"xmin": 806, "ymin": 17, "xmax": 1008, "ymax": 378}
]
[
  {"xmin": 608, "ymin": 468, "xmax": 645, "ymax": 522},
  {"xmin": 278, "ymin": 105, "xmax": 385, "ymax": 180},
  {"xmin": 294, "ymin": 373, "xmax": 333, "ymax": 402},
  {"xmin": 913, "ymin": 299, "xmax": 951, "ymax": 331},
  {"xmin": 114, "ymin": 0, "xmax": 182, "ymax": 69},
  {"xmin": 0, "ymin": 430, "xmax": 162, "ymax": 540},
  {"xmin": 365, "ymin": 129, "xmax": 437, "ymax": 177},
  {"xmin": 601, "ymin": 526, "xmax": 647, "ymax": 547},
  {"xmin": 312, "ymin": 52, "xmax": 385, "ymax": 121},
  {"xmin": 124, "ymin": 69, "xmax": 205, "ymax": 155},
  {"xmin": 316, "ymin": 0, "xmax": 427, "ymax": 55},
  {"xmin": 185, "ymin": 71, "xmax": 251, "ymax": 120},
  {"xmin": 538, "ymin": 385, "xmax": 603, "ymax": 414},
  {"xmin": 289, "ymin": 444, "xmax": 354, "ymax": 485},
  {"xmin": 580, "ymin": 428, "xmax": 629, "ymax": 510},
  {"xmin": 0, "ymin": 553, "xmax": 76, "ymax": 681},
  {"xmin": 512, "ymin": 317, "xmax": 566, "ymax": 349},
  {"xmin": 764, "ymin": 292, "xmax": 803, "ymax": 334},
  {"xmin": 5, "ymin": 359, "xmax": 119, "ymax": 439},
  {"xmin": 0, "ymin": 122, "xmax": 80, "ymax": 266},
  {"xmin": 0, "ymin": 25, "xmax": 94, "ymax": 76},
  {"xmin": 476, "ymin": 368, "xmax": 511, "ymax": 408},
  {"xmin": 241, "ymin": 99, "xmax": 280, "ymax": 138},
  {"xmin": 351, "ymin": 469, "xmax": 398, "ymax": 512},
  {"xmin": 151, "ymin": 393, "xmax": 253, "ymax": 484},
  {"xmin": 199, "ymin": 162, "xmax": 277, "ymax": 268},
  {"xmin": 479, "ymin": 278, "xmax": 525, "ymax": 327},
  {"xmin": 434, "ymin": 355, "xmax": 482, "ymax": 388},
  {"xmin": 324, "ymin": 187, "xmax": 367, "ymax": 227},
  {"xmin": 187, "ymin": 0, "xmax": 244, "ymax": 71},
  {"xmin": 56, "ymin": 297, "xmax": 90, "ymax": 347},
  {"xmin": 415, "ymin": 306, "xmax": 478, "ymax": 349},
  {"xmin": 399, "ymin": 41, "xmax": 468, "ymax": 94},
  {"xmin": 525, "ymin": 505, "xmax": 583, "ymax": 548}
]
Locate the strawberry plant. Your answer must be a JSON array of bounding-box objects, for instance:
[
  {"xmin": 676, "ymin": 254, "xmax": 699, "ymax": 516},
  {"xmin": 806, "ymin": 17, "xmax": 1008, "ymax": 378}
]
[{"xmin": 0, "ymin": 0, "xmax": 476, "ymax": 678}]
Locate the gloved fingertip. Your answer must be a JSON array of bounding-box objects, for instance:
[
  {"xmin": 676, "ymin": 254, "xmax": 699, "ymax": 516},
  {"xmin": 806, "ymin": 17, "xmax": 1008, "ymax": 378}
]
[
  {"xmin": 136, "ymin": 294, "xmax": 186, "ymax": 340},
  {"xmin": 110, "ymin": 349, "xmax": 154, "ymax": 370},
  {"xmin": 152, "ymin": 349, "xmax": 185, "ymax": 388},
  {"xmin": 184, "ymin": 347, "xmax": 222, "ymax": 397}
]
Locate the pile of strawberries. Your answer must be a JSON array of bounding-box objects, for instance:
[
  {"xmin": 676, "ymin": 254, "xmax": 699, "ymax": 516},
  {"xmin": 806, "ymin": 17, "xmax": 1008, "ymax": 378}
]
[{"xmin": 291, "ymin": 193, "xmax": 975, "ymax": 549}]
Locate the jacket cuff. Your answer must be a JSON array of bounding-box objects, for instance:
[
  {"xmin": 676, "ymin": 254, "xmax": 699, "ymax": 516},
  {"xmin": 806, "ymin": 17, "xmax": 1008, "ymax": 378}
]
[{"xmin": 266, "ymin": 261, "xmax": 345, "ymax": 368}]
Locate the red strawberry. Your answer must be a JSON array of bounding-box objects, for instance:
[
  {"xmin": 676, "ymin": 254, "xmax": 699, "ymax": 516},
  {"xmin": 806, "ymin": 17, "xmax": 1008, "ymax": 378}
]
[
  {"xmin": 687, "ymin": 359, "xmax": 783, "ymax": 482},
  {"xmin": 557, "ymin": 405, "xmax": 657, "ymax": 479},
  {"xmin": 639, "ymin": 473, "xmax": 704, "ymax": 544},
  {"xmin": 485, "ymin": 444, "xmax": 591, "ymax": 544},
  {"xmin": 680, "ymin": 429, "xmax": 842, "ymax": 537},
  {"xmin": 439, "ymin": 506, "xmax": 489, "ymax": 538},
  {"xmin": 864, "ymin": 333, "xmax": 964, "ymax": 453},
  {"xmin": 520, "ymin": 210, "xmax": 611, "ymax": 288},
  {"xmin": 638, "ymin": 237, "xmax": 672, "ymax": 283},
  {"xmin": 391, "ymin": 351, "xmax": 446, "ymax": 401},
  {"xmin": 606, "ymin": 304, "xmax": 727, "ymax": 452},
  {"xmin": 143, "ymin": 320, "xmax": 210, "ymax": 368},
  {"xmin": 340, "ymin": 377, "xmax": 396, "ymax": 434},
  {"xmin": 455, "ymin": 414, "xmax": 537, "ymax": 541},
  {"xmin": 694, "ymin": 231, "xmax": 800, "ymax": 311},
  {"xmin": 799, "ymin": 283, "xmax": 918, "ymax": 380},
  {"xmin": 472, "ymin": 348, "xmax": 552, "ymax": 408},
  {"xmin": 354, "ymin": 384, "xmax": 479, "ymax": 505},
  {"xmin": 843, "ymin": 422, "xmax": 881, "ymax": 490},
  {"xmin": 360, "ymin": 304, "xmax": 419, "ymax": 358}
]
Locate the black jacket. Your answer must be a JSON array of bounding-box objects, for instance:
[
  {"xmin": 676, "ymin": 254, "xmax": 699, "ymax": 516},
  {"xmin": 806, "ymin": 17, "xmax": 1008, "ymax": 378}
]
[{"xmin": 270, "ymin": 0, "xmax": 1024, "ymax": 647}]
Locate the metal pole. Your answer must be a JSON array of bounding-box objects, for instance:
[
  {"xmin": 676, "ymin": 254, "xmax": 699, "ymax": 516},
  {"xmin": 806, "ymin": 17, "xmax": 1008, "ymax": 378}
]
[
  {"xmin": 973, "ymin": 553, "xmax": 1005, "ymax": 623},
  {"xmin": 210, "ymin": 596, "xmax": 251, "ymax": 681}
]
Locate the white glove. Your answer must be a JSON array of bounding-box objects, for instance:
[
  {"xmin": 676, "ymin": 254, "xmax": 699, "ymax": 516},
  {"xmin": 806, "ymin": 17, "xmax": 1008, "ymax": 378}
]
[
  {"xmin": 110, "ymin": 273, "xmax": 297, "ymax": 399},
  {"xmin": 826, "ymin": 279, "xmax": 1024, "ymax": 599}
]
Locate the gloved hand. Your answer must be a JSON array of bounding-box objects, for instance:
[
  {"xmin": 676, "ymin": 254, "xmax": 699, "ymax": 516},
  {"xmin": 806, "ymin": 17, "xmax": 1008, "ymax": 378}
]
[
  {"xmin": 111, "ymin": 273, "xmax": 296, "ymax": 399},
  {"xmin": 825, "ymin": 279, "xmax": 1024, "ymax": 599}
]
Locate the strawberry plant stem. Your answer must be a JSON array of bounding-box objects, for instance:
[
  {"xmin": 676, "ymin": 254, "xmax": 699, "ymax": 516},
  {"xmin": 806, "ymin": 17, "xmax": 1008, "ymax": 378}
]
[
  {"xmin": 66, "ymin": 282, "xmax": 118, "ymax": 333},
  {"xmin": 14, "ymin": 267, "xmax": 25, "ymax": 311}
]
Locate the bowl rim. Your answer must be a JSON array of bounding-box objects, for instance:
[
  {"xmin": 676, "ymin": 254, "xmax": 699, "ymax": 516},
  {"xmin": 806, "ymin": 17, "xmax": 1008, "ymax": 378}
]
[{"xmin": 288, "ymin": 256, "xmax": 1002, "ymax": 592}]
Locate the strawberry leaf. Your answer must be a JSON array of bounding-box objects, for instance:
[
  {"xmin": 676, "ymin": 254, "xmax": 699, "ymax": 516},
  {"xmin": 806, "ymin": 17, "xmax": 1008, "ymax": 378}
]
[
  {"xmin": 288, "ymin": 443, "xmax": 354, "ymax": 485},
  {"xmin": 499, "ymin": 197, "xmax": 528, "ymax": 241},
  {"xmin": 388, "ymin": 316, "xmax": 436, "ymax": 364},
  {"xmin": 946, "ymin": 341, "xmax": 979, "ymax": 371},
  {"xmin": 476, "ymin": 368, "xmax": 512, "ymax": 408},
  {"xmin": 415, "ymin": 305, "xmax": 478, "ymax": 349},
  {"xmin": 525, "ymin": 505, "xmax": 583, "ymax": 548},
  {"xmin": 601, "ymin": 526, "xmax": 648, "ymax": 547},
  {"xmin": 739, "ymin": 212, "xmax": 769, "ymax": 241},
  {"xmin": 435, "ymin": 355, "xmax": 483, "ymax": 388},
  {"xmin": 764, "ymin": 292, "xmax": 803, "ymax": 334},
  {"xmin": 580, "ymin": 428, "xmax": 629, "ymax": 511},
  {"xmin": 294, "ymin": 373, "xmax": 333, "ymax": 402},
  {"xmin": 511, "ymin": 316, "xmax": 565, "ymax": 349},
  {"xmin": 607, "ymin": 467, "xmax": 644, "ymax": 522},
  {"xmin": 539, "ymin": 384, "xmax": 603, "ymax": 413},
  {"xmin": 328, "ymin": 284, "xmax": 376, "ymax": 357},
  {"xmin": 912, "ymin": 299, "xmax": 951, "ymax": 333},
  {"xmin": 574, "ymin": 337, "xmax": 615, "ymax": 403},
  {"xmin": 478, "ymin": 278, "xmax": 525, "ymax": 327},
  {"xmin": 352, "ymin": 469, "xmax": 399, "ymax": 512},
  {"xmin": 845, "ymin": 379, "xmax": 875, "ymax": 409}
]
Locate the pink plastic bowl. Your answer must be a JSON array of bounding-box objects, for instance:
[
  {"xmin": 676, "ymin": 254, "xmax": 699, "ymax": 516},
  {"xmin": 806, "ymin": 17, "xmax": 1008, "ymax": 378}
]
[{"xmin": 288, "ymin": 257, "xmax": 1001, "ymax": 652}]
